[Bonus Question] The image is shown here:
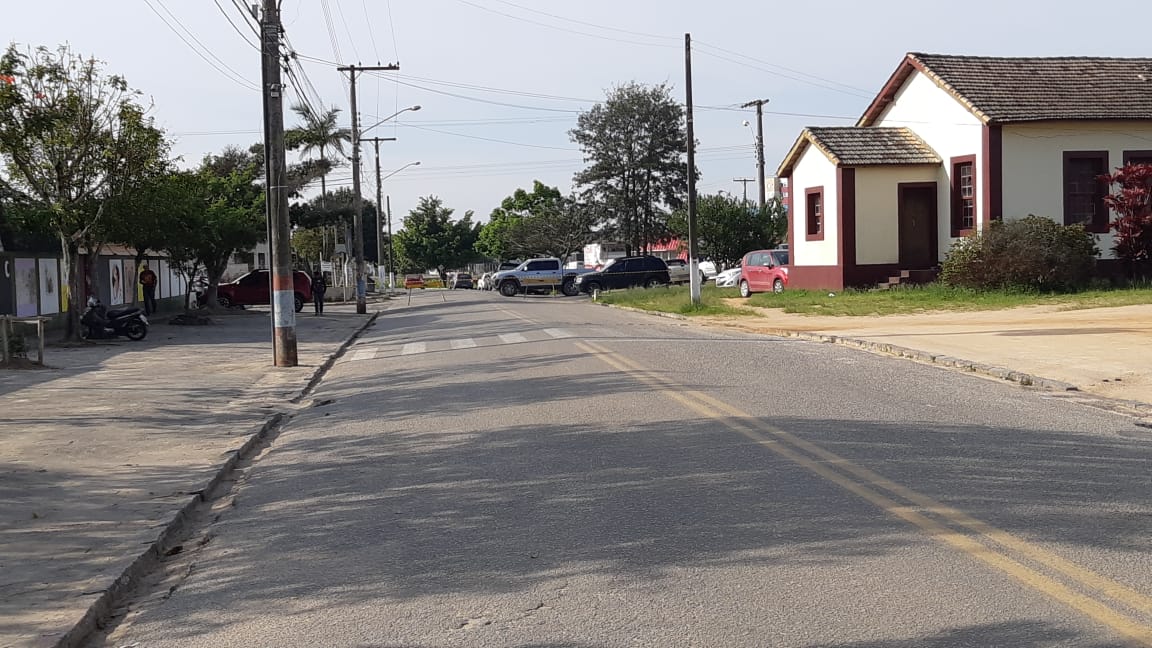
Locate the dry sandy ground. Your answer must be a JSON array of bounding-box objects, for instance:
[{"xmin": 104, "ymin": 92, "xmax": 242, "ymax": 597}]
[{"xmin": 694, "ymin": 302, "xmax": 1152, "ymax": 406}]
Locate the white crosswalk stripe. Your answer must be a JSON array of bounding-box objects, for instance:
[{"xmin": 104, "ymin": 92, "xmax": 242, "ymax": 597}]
[
  {"xmin": 543, "ymin": 328, "xmax": 573, "ymax": 339},
  {"xmin": 450, "ymin": 338, "xmax": 477, "ymax": 350},
  {"xmin": 498, "ymin": 333, "xmax": 527, "ymax": 344},
  {"xmin": 401, "ymin": 342, "xmax": 427, "ymax": 355},
  {"xmin": 350, "ymin": 347, "xmax": 378, "ymax": 361}
]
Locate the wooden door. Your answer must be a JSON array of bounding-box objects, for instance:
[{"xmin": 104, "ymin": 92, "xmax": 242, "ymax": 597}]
[{"xmin": 898, "ymin": 184, "xmax": 938, "ymax": 268}]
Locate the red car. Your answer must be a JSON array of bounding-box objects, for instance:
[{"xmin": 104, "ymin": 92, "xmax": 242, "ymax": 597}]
[
  {"xmin": 208, "ymin": 269, "xmax": 313, "ymax": 312},
  {"xmin": 739, "ymin": 249, "xmax": 789, "ymax": 297}
]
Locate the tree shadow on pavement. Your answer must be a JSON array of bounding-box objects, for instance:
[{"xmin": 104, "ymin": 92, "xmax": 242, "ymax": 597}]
[{"xmin": 801, "ymin": 619, "xmax": 1125, "ymax": 647}]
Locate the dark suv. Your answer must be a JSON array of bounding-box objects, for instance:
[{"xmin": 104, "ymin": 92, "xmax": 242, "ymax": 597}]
[{"xmin": 575, "ymin": 255, "xmax": 670, "ymax": 294}]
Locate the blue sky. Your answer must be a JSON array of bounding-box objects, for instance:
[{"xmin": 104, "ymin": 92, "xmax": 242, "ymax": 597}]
[{"xmin": 9, "ymin": 0, "xmax": 1152, "ymax": 225}]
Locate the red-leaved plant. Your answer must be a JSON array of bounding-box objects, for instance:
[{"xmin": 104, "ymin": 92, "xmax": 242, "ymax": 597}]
[{"xmin": 1102, "ymin": 163, "xmax": 1152, "ymax": 277}]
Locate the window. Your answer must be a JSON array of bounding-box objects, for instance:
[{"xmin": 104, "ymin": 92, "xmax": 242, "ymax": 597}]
[
  {"xmin": 525, "ymin": 260, "xmax": 558, "ymax": 271},
  {"xmin": 257, "ymin": 252, "xmax": 266, "ymax": 268},
  {"xmin": 1123, "ymin": 150, "xmax": 1152, "ymax": 167},
  {"xmin": 950, "ymin": 156, "xmax": 976, "ymax": 236},
  {"xmin": 805, "ymin": 187, "xmax": 824, "ymax": 241},
  {"xmin": 1063, "ymin": 151, "xmax": 1109, "ymax": 233}
]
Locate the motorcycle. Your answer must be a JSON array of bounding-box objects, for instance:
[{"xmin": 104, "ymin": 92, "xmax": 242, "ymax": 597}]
[{"xmin": 81, "ymin": 296, "xmax": 150, "ymax": 341}]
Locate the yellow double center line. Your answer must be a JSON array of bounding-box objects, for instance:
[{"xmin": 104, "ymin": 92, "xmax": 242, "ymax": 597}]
[{"xmin": 576, "ymin": 339, "xmax": 1152, "ymax": 645}]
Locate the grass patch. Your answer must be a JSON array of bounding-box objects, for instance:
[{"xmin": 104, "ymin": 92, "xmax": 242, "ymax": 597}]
[
  {"xmin": 745, "ymin": 283, "xmax": 1152, "ymax": 316},
  {"xmin": 595, "ymin": 284, "xmax": 747, "ymax": 316}
]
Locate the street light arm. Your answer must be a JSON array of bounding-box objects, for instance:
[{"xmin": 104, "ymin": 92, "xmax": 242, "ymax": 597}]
[
  {"xmin": 361, "ymin": 105, "xmax": 422, "ymax": 136},
  {"xmin": 380, "ymin": 161, "xmax": 421, "ymax": 183}
]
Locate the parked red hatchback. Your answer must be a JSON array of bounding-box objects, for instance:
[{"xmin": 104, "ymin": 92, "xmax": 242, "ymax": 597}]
[
  {"xmin": 739, "ymin": 249, "xmax": 789, "ymax": 297},
  {"xmin": 206, "ymin": 269, "xmax": 313, "ymax": 312}
]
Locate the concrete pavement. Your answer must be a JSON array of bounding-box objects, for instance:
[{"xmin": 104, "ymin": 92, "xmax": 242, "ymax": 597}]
[{"xmin": 0, "ymin": 302, "xmax": 378, "ymax": 648}]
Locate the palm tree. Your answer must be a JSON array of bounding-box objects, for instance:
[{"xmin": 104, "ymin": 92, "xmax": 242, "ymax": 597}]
[{"xmin": 285, "ymin": 103, "xmax": 351, "ymax": 206}]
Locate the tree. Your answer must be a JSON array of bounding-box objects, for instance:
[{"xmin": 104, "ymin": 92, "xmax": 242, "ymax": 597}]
[
  {"xmin": 669, "ymin": 193, "xmax": 788, "ymax": 268},
  {"xmin": 396, "ymin": 196, "xmax": 480, "ymax": 277},
  {"xmin": 0, "ymin": 44, "xmax": 167, "ymax": 337},
  {"xmin": 570, "ymin": 82, "xmax": 691, "ymax": 255},
  {"xmin": 477, "ymin": 181, "xmax": 597, "ymax": 262},
  {"xmin": 1103, "ymin": 163, "xmax": 1152, "ymax": 278},
  {"xmin": 289, "ymin": 186, "xmax": 379, "ymax": 263},
  {"xmin": 285, "ymin": 103, "xmax": 350, "ymax": 204}
]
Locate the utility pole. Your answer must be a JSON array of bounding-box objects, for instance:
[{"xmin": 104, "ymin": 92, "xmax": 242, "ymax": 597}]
[
  {"xmin": 386, "ymin": 195, "xmax": 394, "ymax": 290},
  {"xmin": 733, "ymin": 178, "xmax": 755, "ymax": 205},
  {"xmin": 260, "ymin": 0, "xmax": 297, "ymax": 366},
  {"xmin": 741, "ymin": 98, "xmax": 770, "ymax": 211},
  {"xmin": 685, "ymin": 33, "xmax": 700, "ymax": 305},
  {"xmin": 337, "ymin": 63, "xmax": 400, "ymax": 314},
  {"xmin": 364, "ymin": 137, "xmax": 395, "ymax": 290}
]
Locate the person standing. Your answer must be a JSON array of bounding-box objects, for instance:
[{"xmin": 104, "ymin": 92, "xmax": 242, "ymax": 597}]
[
  {"xmin": 311, "ymin": 271, "xmax": 327, "ymax": 315},
  {"xmin": 139, "ymin": 263, "xmax": 158, "ymax": 316}
]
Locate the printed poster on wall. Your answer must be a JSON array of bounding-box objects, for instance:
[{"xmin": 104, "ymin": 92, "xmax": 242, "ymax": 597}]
[
  {"xmin": 109, "ymin": 259, "xmax": 124, "ymax": 305},
  {"xmin": 122, "ymin": 259, "xmax": 136, "ymax": 305},
  {"xmin": 15, "ymin": 258, "xmax": 38, "ymax": 316},
  {"xmin": 37, "ymin": 258, "xmax": 59, "ymax": 315}
]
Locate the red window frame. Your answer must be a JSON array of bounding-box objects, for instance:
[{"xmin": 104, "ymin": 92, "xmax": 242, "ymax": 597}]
[
  {"xmin": 805, "ymin": 186, "xmax": 824, "ymax": 241},
  {"xmin": 950, "ymin": 155, "xmax": 976, "ymax": 237}
]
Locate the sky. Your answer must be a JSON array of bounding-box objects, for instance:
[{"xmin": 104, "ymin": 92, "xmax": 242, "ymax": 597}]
[{"xmin": 9, "ymin": 0, "xmax": 1152, "ymax": 227}]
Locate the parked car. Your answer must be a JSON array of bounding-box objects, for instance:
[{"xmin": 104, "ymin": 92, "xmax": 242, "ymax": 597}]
[
  {"xmin": 664, "ymin": 258, "xmax": 691, "ymax": 284},
  {"xmin": 204, "ymin": 269, "xmax": 312, "ymax": 312},
  {"xmin": 713, "ymin": 266, "xmax": 743, "ymax": 288},
  {"xmin": 404, "ymin": 274, "xmax": 425, "ymax": 289},
  {"xmin": 574, "ymin": 255, "xmax": 670, "ymax": 294},
  {"xmin": 739, "ymin": 249, "xmax": 790, "ymax": 297},
  {"xmin": 451, "ymin": 272, "xmax": 475, "ymax": 290},
  {"xmin": 698, "ymin": 260, "xmax": 718, "ymax": 284},
  {"xmin": 492, "ymin": 257, "xmax": 591, "ymax": 297}
]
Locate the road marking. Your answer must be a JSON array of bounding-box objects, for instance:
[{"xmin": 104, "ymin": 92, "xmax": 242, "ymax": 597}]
[
  {"xmin": 576, "ymin": 340, "xmax": 1152, "ymax": 646},
  {"xmin": 543, "ymin": 328, "xmax": 573, "ymax": 339},
  {"xmin": 400, "ymin": 342, "xmax": 426, "ymax": 356},
  {"xmin": 498, "ymin": 333, "xmax": 527, "ymax": 344},
  {"xmin": 350, "ymin": 347, "xmax": 378, "ymax": 361},
  {"xmin": 450, "ymin": 338, "xmax": 477, "ymax": 350}
]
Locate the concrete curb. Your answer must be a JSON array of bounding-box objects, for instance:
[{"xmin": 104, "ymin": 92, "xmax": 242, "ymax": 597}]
[{"xmin": 53, "ymin": 310, "xmax": 381, "ymax": 648}]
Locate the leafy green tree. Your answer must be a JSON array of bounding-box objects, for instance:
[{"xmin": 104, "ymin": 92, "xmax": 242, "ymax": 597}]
[
  {"xmin": 289, "ymin": 186, "xmax": 379, "ymax": 263},
  {"xmin": 396, "ymin": 196, "xmax": 480, "ymax": 277},
  {"xmin": 670, "ymin": 193, "xmax": 788, "ymax": 268},
  {"xmin": 477, "ymin": 181, "xmax": 596, "ymax": 261},
  {"xmin": 570, "ymin": 82, "xmax": 691, "ymax": 255},
  {"xmin": 0, "ymin": 44, "xmax": 167, "ymax": 337}
]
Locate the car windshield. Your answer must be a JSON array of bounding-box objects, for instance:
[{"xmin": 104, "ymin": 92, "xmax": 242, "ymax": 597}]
[
  {"xmin": 773, "ymin": 251, "xmax": 790, "ymax": 265},
  {"xmin": 601, "ymin": 259, "xmax": 620, "ymax": 271}
]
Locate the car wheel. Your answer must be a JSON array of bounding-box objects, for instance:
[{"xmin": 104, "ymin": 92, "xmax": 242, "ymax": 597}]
[
  {"xmin": 644, "ymin": 277, "xmax": 662, "ymax": 289},
  {"xmin": 561, "ymin": 277, "xmax": 579, "ymax": 297},
  {"xmin": 585, "ymin": 281, "xmax": 602, "ymax": 297},
  {"xmin": 773, "ymin": 278, "xmax": 785, "ymax": 294},
  {"xmin": 739, "ymin": 279, "xmax": 752, "ymax": 298},
  {"xmin": 217, "ymin": 295, "xmax": 232, "ymax": 309},
  {"xmin": 294, "ymin": 293, "xmax": 305, "ymax": 312},
  {"xmin": 499, "ymin": 280, "xmax": 519, "ymax": 297},
  {"xmin": 124, "ymin": 320, "xmax": 147, "ymax": 341}
]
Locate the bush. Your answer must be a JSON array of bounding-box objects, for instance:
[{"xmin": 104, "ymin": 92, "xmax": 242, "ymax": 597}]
[{"xmin": 940, "ymin": 215, "xmax": 1098, "ymax": 291}]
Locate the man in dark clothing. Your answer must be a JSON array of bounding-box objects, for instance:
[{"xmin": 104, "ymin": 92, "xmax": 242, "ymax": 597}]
[
  {"xmin": 311, "ymin": 271, "xmax": 327, "ymax": 315},
  {"xmin": 139, "ymin": 263, "xmax": 158, "ymax": 315}
]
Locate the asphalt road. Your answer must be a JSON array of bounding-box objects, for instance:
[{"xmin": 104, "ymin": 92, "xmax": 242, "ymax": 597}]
[{"xmin": 105, "ymin": 289, "xmax": 1152, "ymax": 648}]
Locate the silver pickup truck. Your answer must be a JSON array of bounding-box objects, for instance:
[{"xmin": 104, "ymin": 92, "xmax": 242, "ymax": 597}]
[{"xmin": 492, "ymin": 258, "xmax": 592, "ymax": 297}]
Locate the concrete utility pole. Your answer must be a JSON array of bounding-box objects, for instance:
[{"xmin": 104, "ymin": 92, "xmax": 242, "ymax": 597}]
[
  {"xmin": 336, "ymin": 63, "xmax": 400, "ymax": 314},
  {"xmin": 733, "ymin": 178, "xmax": 755, "ymax": 204},
  {"xmin": 385, "ymin": 195, "xmax": 394, "ymax": 290},
  {"xmin": 685, "ymin": 33, "xmax": 700, "ymax": 305},
  {"xmin": 260, "ymin": 0, "xmax": 297, "ymax": 366},
  {"xmin": 741, "ymin": 98, "xmax": 770, "ymax": 211},
  {"xmin": 364, "ymin": 137, "xmax": 395, "ymax": 290}
]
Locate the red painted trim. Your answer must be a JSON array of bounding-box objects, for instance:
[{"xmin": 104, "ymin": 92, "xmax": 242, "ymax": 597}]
[
  {"xmin": 804, "ymin": 186, "xmax": 825, "ymax": 241},
  {"xmin": 787, "ymin": 265, "xmax": 844, "ymax": 291},
  {"xmin": 1123, "ymin": 150, "xmax": 1152, "ymax": 166},
  {"xmin": 981, "ymin": 125, "xmax": 1002, "ymax": 228},
  {"xmin": 857, "ymin": 55, "xmax": 925, "ymax": 127},
  {"xmin": 786, "ymin": 176, "xmax": 795, "ymax": 255},
  {"xmin": 838, "ymin": 168, "xmax": 856, "ymax": 269},
  {"xmin": 949, "ymin": 154, "xmax": 977, "ymax": 237},
  {"xmin": 1062, "ymin": 150, "xmax": 1110, "ymax": 234},
  {"xmin": 271, "ymin": 273, "xmax": 295, "ymax": 291}
]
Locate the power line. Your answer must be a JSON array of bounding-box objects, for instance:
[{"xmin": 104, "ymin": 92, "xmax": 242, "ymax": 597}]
[
  {"xmin": 361, "ymin": 0, "xmax": 382, "ymax": 63},
  {"xmin": 404, "ymin": 123, "xmax": 578, "ymax": 150},
  {"xmin": 374, "ymin": 75, "xmax": 585, "ymax": 113},
  {"xmin": 140, "ymin": 0, "xmax": 258, "ymax": 91},
  {"xmin": 487, "ymin": 0, "xmax": 678, "ymax": 42},
  {"xmin": 694, "ymin": 40, "xmax": 871, "ymax": 95},
  {"xmin": 333, "ymin": 0, "xmax": 362, "ymax": 63},
  {"xmin": 694, "ymin": 48, "xmax": 873, "ymax": 99},
  {"xmin": 213, "ymin": 0, "xmax": 259, "ymax": 50},
  {"xmin": 454, "ymin": 0, "xmax": 678, "ymax": 49}
]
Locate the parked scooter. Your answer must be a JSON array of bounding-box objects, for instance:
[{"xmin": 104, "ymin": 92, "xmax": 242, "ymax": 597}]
[{"xmin": 81, "ymin": 296, "xmax": 149, "ymax": 341}]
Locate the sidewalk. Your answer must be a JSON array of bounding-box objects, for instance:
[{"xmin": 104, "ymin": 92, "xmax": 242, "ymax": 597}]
[
  {"xmin": 0, "ymin": 303, "xmax": 378, "ymax": 648},
  {"xmin": 698, "ymin": 302, "xmax": 1152, "ymax": 413}
]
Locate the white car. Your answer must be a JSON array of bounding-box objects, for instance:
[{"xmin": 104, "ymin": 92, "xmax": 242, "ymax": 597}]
[{"xmin": 713, "ymin": 267, "xmax": 742, "ymax": 288}]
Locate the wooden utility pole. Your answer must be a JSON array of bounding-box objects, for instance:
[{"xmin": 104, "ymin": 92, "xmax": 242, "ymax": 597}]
[
  {"xmin": 260, "ymin": 0, "xmax": 297, "ymax": 366},
  {"xmin": 733, "ymin": 178, "xmax": 755, "ymax": 204},
  {"xmin": 741, "ymin": 98, "xmax": 771, "ymax": 211},
  {"xmin": 685, "ymin": 33, "xmax": 700, "ymax": 305},
  {"xmin": 337, "ymin": 63, "xmax": 400, "ymax": 314}
]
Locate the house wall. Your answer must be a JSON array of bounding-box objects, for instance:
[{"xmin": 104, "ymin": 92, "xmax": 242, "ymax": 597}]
[
  {"xmin": 1001, "ymin": 121, "xmax": 1152, "ymax": 258},
  {"xmin": 854, "ymin": 166, "xmax": 941, "ymax": 265},
  {"xmin": 872, "ymin": 69, "xmax": 985, "ymax": 246},
  {"xmin": 791, "ymin": 145, "xmax": 839, "ymax": 266}
]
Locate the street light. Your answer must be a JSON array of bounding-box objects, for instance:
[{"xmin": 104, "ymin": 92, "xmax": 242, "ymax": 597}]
[
  {"xmin": 362, "ymin": 105, "xmax": 421, "ymax": 135},
  {"xmin": 374, "ymin": 160, "xmax": 422, "ymax": 291}
]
